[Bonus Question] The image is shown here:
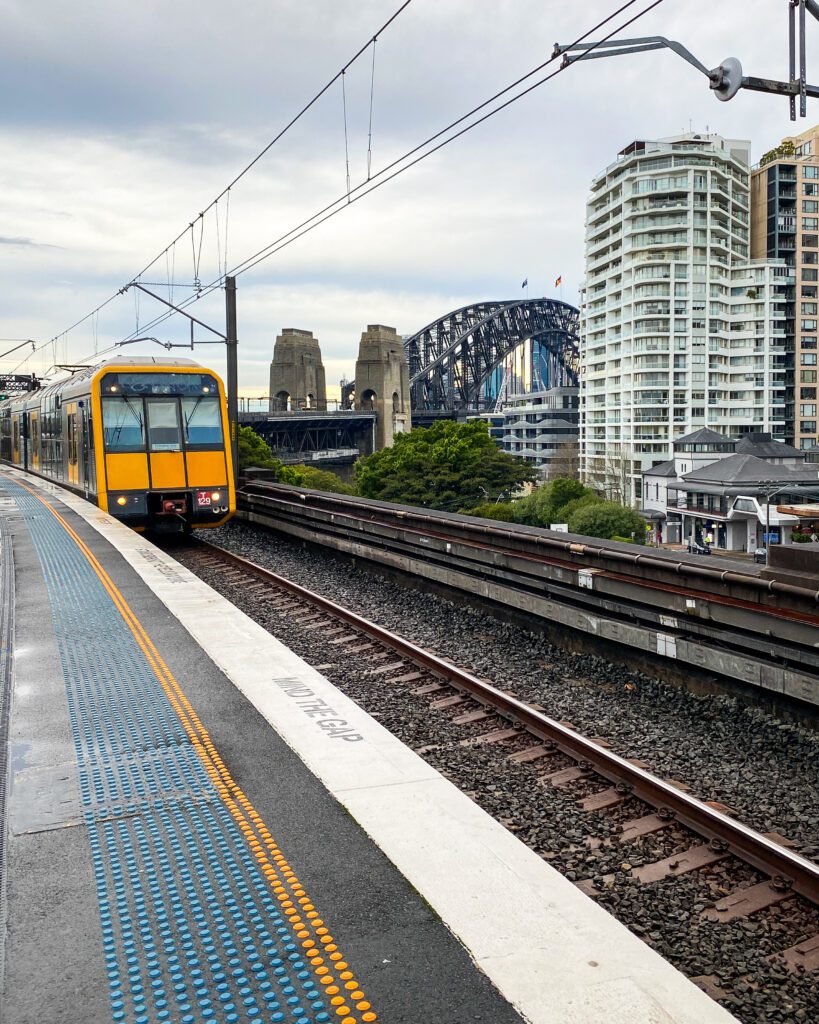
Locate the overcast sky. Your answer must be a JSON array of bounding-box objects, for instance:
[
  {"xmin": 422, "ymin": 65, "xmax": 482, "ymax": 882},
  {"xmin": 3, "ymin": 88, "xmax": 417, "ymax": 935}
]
[{"xmin": 0, "ymin": 0, "xmax": 814, "ymax": 397}]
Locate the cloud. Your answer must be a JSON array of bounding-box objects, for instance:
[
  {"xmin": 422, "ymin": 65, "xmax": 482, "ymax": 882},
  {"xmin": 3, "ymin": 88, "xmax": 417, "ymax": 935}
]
[{"xmin": 0, "ymin": 0, "xmax": 809, "ymax": 389}]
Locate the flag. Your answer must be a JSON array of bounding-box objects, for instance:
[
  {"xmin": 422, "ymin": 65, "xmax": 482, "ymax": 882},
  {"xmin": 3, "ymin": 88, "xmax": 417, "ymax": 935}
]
[
  {"xmin": 521, "ymin": 278, "xmax": 528, "ymax": 288},
  {"xmin": 555, "ymin": 275, "xmax": 562, "ymax": 288}
]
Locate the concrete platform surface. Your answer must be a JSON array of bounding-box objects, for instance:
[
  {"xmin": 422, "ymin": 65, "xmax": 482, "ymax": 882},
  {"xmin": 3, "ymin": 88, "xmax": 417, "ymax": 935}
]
[{"xmin": 0, "ymin": 466, "xmax": 739, "ymax": 1024}]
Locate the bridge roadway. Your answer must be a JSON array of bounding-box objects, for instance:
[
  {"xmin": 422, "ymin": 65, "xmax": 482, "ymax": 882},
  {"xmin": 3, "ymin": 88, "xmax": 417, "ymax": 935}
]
[
  {"xmin": 0, "ymin": 466, "xmax": 738, "ymax": 1024},
  {"xmin": 238, "ymin": 483, "xmax": 819, "ymax": 710}
]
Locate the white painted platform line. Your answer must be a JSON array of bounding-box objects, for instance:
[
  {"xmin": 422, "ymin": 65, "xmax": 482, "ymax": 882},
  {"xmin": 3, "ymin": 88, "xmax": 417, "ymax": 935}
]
[{"xmin": 18, "ymin": 472, "xmax": 739, "ymax": 1024}]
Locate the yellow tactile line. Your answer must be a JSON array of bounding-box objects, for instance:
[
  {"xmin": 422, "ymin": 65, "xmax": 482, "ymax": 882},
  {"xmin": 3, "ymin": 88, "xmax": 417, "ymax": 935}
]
[{"xmin": 16, "ymin": 477, "xmax": 377, "ymax": 1024}]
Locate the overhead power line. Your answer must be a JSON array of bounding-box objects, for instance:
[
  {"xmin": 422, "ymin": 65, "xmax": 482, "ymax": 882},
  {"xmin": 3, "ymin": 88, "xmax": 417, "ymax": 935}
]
[
  {"xmin": 90, "ymin": 0, "xmax": 664, "ymax": 353},
  {"xmin": 38, "ymin": 0, "xmax": 416, "ymax": 353},
  {"xmin": 26, "ymin": 0, "xmax": 663, "ymax": 371}
]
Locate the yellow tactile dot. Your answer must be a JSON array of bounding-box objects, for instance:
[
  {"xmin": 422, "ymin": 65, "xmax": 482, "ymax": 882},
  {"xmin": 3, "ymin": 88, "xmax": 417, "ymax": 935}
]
[
  {"xmin": 319, "ymin": 975, "xmax": 333, "ymax": 984},
  {"xmin": 356, "ymin": 1002, "xmax": 371, "ymax": 1011},
  {"xmin": 342, "ymin": 1019, "xmax": 356, "ymax": 1024},
  {"xmin": 340, "ymin": 971, "xmax": 353, "ymax": 980},
  {"xmin": 350, "ymin": 990, "xmax": 364, "ymax": 1000},
  {"xmin": 330, "ymin": 996, "xmax": 345, "ymax": 1006},
  {"xmin": 362, "ymin": 1013, "xmax": 377, "ymax": 1022},
  {"xmin": 334, "ymin": 1008, "xmax": 350, "ymax": 1018},
  {"xmin": 324, "ymin": 944, "xmax": 338, "ymax": 953},
  {"xmin": 344, "ymin": 981, "xmax": 357, "ymax": 990},
  {"xmin": 316, "ymin": 927, "xmax": 328, "ymax": 935},
  {"xmin": 329, "ymin": 952, "xmax": 343, "ymax": 962},
  {"xmin": 326, "ymin": 986, "xmax": 340, "ymax": 996}
]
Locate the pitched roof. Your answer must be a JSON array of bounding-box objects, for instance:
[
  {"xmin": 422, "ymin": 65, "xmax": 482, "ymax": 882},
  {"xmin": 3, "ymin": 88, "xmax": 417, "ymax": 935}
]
[
  {"xmin": 735, "ymin": 433, "xmax": 803, "ymax": 459},
  {"xmin": 673, "ymin": 427, "xmax": 736, "ymax": 447},
  {"xmin": 682, "ymin": 452, "xmax": 819, "ymax": 485},
  {"xmin": 644, "ymin": 459, "xmax": 677, "ymax": 477}
]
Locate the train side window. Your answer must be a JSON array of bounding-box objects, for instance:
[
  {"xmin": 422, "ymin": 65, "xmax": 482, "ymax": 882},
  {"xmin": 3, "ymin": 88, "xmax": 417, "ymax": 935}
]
[
  {"xmin": 182, "ymin": 397, "xmax": 223, "ymax": 445},
  {"xmin": 146, "ymin": 398, "xmax": 181, "ymax": 451},
  {"xmin": 102, "ymin": 397, "xmax": 145, "ymax": 451}
]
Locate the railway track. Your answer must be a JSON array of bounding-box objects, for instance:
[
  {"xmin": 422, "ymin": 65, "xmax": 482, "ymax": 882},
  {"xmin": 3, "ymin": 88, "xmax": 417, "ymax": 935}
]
[
  {"xmin": 236, "ymin": 482, "xmax": 819, "ymax": 709},
  {"xmin": 180, "ymin": 536, "xmax": 819, "ymax": 1011}
]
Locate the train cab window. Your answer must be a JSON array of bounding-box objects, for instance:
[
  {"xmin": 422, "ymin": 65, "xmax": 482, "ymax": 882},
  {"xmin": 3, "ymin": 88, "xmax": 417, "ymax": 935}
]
[
  {"xmin": 102, "ymin": 397, "xmax": 145, "ymax": 451},
  {"xmin": 182, "ymin": 397, "xmax": 223, "ymax": 445},
  {"xmin": 146, "ymin": 398, "xmax": 181, "ymax": 451}
]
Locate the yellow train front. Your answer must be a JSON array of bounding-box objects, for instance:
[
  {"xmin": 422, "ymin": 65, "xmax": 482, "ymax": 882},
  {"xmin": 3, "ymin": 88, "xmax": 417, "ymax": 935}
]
[{"xmin": 0, "ymin": 356, "xmax": 235, "ymax": 533}]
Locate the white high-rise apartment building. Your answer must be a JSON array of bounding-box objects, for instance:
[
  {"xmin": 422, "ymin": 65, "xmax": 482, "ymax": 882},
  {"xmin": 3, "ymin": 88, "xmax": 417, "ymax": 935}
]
[{"xmin": 579, "ymin": 133, "xmax": 788, "ymax": 505}]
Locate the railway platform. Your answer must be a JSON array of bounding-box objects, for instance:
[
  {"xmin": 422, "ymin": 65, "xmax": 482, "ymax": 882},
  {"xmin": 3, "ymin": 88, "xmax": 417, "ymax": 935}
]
[{"xmin": 0, "ymin": 465, "xmax": 738, "ymax": 1024}]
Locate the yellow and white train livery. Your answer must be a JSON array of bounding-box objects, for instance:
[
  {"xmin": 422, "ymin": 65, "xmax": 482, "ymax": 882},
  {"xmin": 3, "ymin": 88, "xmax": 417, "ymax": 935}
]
[{"xmin": 0, "ymin": 356, "xmax": 235, "ymax": 532}]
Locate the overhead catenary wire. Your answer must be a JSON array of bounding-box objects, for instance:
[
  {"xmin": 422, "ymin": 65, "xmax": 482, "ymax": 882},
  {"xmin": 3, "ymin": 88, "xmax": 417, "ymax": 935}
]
[
  {"xmin": 49, "ymin": 0, "xmax": 662, "ymax": 369},
  {"xmin": 163, "ymin": 0, "xmax": 665, "ymax": 292},
  {"xmin": 70, "ymin": 0, "xmax": 663, "ymax": 364},
  {"xmin": 34, "ymin": 0, "xmax": 416, "ymax": 363},
  {"xmin": 219, "ymin": 0, "xmax": 664, "ymax": 281}
]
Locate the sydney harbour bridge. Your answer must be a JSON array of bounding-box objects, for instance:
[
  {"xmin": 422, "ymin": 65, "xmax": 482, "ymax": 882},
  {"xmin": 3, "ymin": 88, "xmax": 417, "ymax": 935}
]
[
  {"xmin": 247, "ymin": 297, "xmax": 580, "ymax": 463},
  {"xmin": 406, "ymin": 297, "xmax": 579, "ymax": 412}
]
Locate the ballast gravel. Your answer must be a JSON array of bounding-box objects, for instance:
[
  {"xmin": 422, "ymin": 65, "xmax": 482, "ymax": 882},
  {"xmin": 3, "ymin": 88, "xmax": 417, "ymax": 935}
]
[{"xmin": 172, "ymin": 521, "xmax": 819, "ymax": 1024}]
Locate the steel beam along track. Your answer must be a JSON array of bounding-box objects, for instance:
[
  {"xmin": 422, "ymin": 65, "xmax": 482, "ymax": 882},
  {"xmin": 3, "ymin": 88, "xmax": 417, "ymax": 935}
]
[{"xmin": 235, "ymin": 483, "xmax": 819, "ymax": 708}]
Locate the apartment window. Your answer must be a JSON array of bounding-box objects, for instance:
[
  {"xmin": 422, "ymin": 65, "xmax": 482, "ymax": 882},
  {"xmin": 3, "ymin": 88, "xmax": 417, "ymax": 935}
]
[
  {"xmin": 802, "ymin": 387, "xmax": 817, "ymax": 399},
  {"xmin": 805, "ymin": 200, "xmax": 819, "ymax": 213},
  {"xmin": 692, "ymin": 407, "xmax": 705, "ymax": 417},
  {"xmin": 801, "ymin": 420, "xmax": 818, "ymax": 432},
  {"xmin": 803, "ymin": 320, "xmax": 818, "ymax": 331},
  {"xmin": 805, "ymin": 268, "xmax": 819, "ymax": 281},
  {"xmin": 806, "ymin": 183, "xmax": 819, "ymax": 195},
  {"xmin": 806, "ymin": 166, "xmax": 819, "ymax": 179},
  {"xmin": 802, "ymin": 303, "xmax": 818, "ymax": 315},
  {"xmin": 801, "ymin": 369, "xmax": 818, "ymax": 382},
  {"xmin": 803, "ymin": 287, "xmax": 818, "ymax": 298},
  {"xmin": 804, "ymin": 337, "xmax": 818, "ymax": 349},
  {"xmin": 804, "ymin": 235, "xmax": 819, "ymax": 248},
  {"xmin": 802, "ymin": 353, "xmax": 818, "ymax": 365},
  {"xmin": 805, "ymin": 251, "xmax": 819, "ymax": 264},
  {"xmin": 805, "ymin": 218, "xmax": 819, "ymax": 230},
  {"xmin": 800, "ymin": 404, "xmax": 817, "ymax": 417}
]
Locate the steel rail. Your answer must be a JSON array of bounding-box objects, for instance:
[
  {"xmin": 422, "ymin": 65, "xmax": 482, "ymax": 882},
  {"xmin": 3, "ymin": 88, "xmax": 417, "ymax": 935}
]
[
  {"xmin": 199, "ymin": 539, "xmax": 819, "ymax": 906},
  {"xmin": 241, "ymin": 483, "xmax": 819, "ymax": 606}
]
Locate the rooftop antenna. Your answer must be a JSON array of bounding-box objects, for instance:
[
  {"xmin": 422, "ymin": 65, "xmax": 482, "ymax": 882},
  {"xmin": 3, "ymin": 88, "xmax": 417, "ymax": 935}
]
[{"xmin": 555, "ymin": 0, "xmax": 819, "ymax": 121}]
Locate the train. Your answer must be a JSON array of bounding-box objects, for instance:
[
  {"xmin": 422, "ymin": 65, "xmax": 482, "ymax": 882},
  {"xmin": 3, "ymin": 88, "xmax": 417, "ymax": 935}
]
[{"xmin": 0, "ymin": 355, "xmax": 235, "ymax": 533}]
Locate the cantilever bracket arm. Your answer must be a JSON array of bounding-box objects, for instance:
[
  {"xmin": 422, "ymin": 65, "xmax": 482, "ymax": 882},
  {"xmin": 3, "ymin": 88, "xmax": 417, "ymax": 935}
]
[
  {"xmin": 120, "ymin": 282, "xmax": 227, "ymax": 343},
  {"xmin": 554, "ymin": 36, "xmax": 712, "ymax": 78},
  {"xmin": 555, "ymin": 4, "xmax": 819, "ymax": 120}
]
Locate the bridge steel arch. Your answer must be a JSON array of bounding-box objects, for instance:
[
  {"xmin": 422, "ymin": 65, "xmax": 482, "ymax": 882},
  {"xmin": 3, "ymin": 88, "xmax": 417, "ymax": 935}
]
[{"xmin": 406, "ymin": 298, "xmax": 579, "ymax": 411}]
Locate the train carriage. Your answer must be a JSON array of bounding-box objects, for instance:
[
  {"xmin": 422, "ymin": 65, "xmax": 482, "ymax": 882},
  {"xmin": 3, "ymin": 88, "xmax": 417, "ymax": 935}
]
[{"xmin": 0, "ymin": 356, "xmax": 235, "ymax": 532}]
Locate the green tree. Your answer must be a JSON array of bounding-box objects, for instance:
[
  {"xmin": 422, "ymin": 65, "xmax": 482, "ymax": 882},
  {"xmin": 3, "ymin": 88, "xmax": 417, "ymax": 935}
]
[
  {"xmin": 467, "ymin": 501, "xmax": 516, "ymax": 522},
  {"xmin": 567, "ymin": 500, "xmax": 646, "ymax": 543},
  {"xmin": 513, "ymin": 477, "xmax": 599, "ymax": 527},
  {"xmin": 284, "ymin": 465, "xmax": 354, "ymax": 494},
  {"xmin": 355, "ymin": 420, "xmax": 535, "ymax": 510},
  {"xmin": 238, "ymin": 425, "xmax": 284, "ymax": 472}
]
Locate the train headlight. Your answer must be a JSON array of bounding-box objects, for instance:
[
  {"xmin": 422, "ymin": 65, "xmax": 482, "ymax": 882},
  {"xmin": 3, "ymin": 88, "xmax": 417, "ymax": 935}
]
[
  {"xmin": 210, "ymin": 491, "xmax": 221, "ymax": 502},
  {"xmin": 116, "ymin": 496, "xmax": 128, "ymax": 506}
]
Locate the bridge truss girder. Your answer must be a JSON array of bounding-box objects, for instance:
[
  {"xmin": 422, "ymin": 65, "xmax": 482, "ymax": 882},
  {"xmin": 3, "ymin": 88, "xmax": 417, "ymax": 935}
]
[{"xmin": 406, "ymin": 298, "xmax": 579, "ymax": 411}]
